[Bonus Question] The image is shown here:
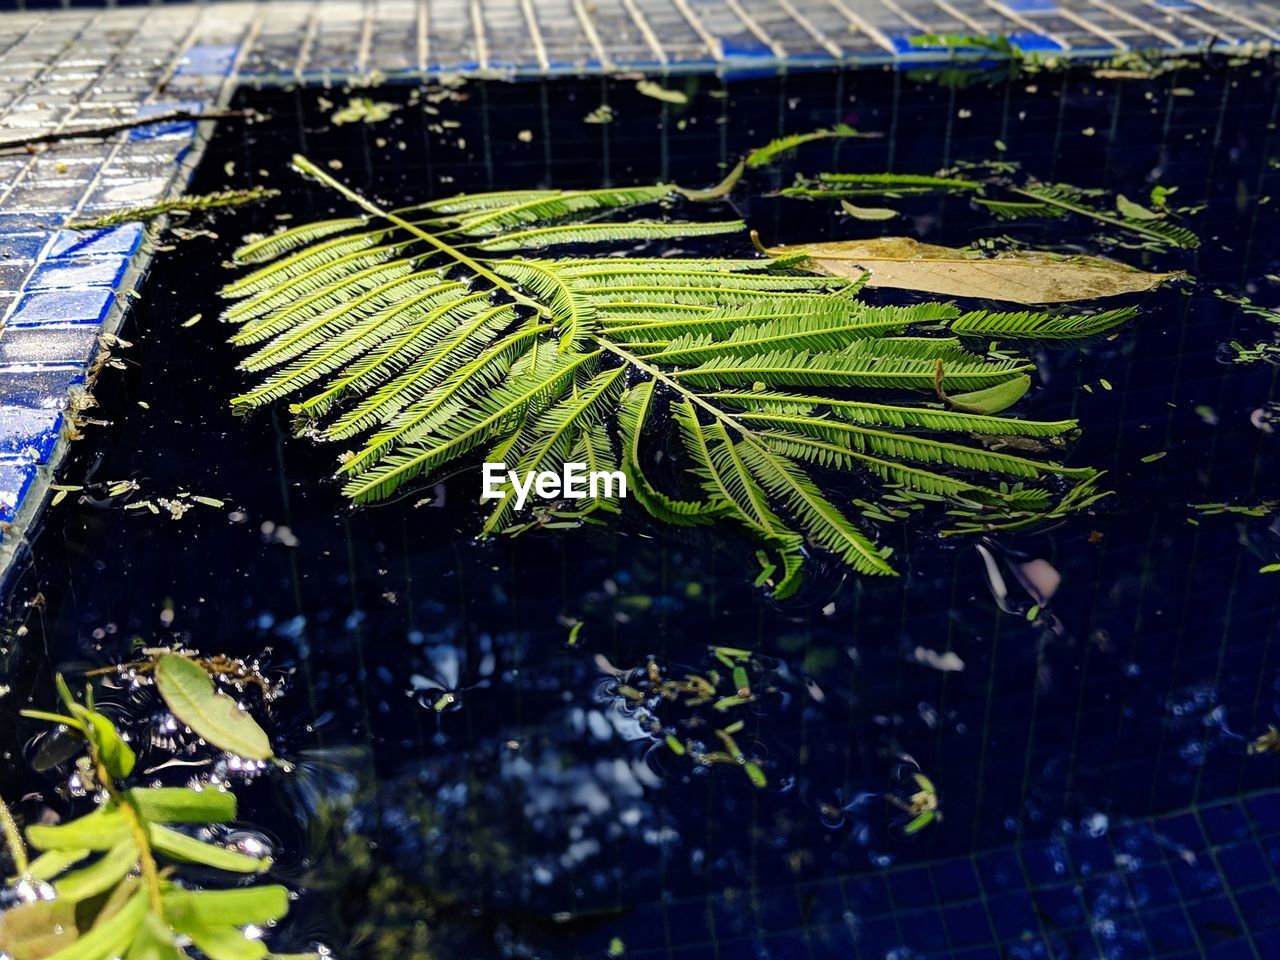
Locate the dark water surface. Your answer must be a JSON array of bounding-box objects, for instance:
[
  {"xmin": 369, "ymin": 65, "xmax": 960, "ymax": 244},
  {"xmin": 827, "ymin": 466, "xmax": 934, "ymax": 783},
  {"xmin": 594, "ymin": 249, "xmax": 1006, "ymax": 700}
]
[{"xmin": 3, "ymin": 62, "xmax": 1280, "ymax": 959}]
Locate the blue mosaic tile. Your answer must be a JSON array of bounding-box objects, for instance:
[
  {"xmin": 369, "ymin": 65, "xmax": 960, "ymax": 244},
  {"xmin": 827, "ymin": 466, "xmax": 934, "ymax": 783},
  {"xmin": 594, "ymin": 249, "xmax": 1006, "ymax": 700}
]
[
  {"xmin": 707, "ymin": 894, "xmax": 752, "ymax": 939},
  {"xmin": 853, "ymin": 916, "xmax": 900, "ymax": 958},
  {"xmin": 175, "ymin": 43, "xmax": 238, "ymax": 78},
  {"xmin": 1169, "ymin": 855, "xmax": 1224, "ymax": 898},
  {"xmin": 808, "ymin": 921, "xmax": 857, "ymax": 956},
  {"xmin": 0, "ymin": 213, "xmax": 55, "ymax": 233},
  {"xmin": 889, "ymin": 34, "xmax": 945, "ymax": 57},
  {"xmin": 1007, "ymin": 938, "xmax": 1054, "ymax": 960},
  {"xmin": 618, "ymin": 902, "xmax": 665, "ymax": 950},
  {"xmin": 1157, "ymin": 812, "xmax": 1209, "ymax": 853},
  {"xmin": 46, "ymin": 223, "xmax": 143, "ymax": 259},
  {"xmin": 888, "ymin": 866, "xmax": 936, "ymax": 909},
  {"xmin": 0, "ymin": 458, "xmax": 36, "ymax": 524},
  {"xmin": 843, "ymin": 875, "xmax": 893, "ymax": 914},
  {"xmin": 0, "ymin": 234, "xmax": 48, "ymax": 261},
  {"xmin": 1129, "ymin": 863, "xmax": 1181, "ymax": 909},
  {"xmin": 757, "ymin": 932, "xmax": 807, "ymax": 958},
  {"xmin": 804, "ymin": 880, "xmax": 847, "ymax": 925},
  {"xmin": 1254, "ymin": 927, "xmax": 1280, "ymax": 957},
  {"xmin": 1187, "ymin": 896, "xmax": 1245, "ymax": 944},
  {"xmin": 1234, "ymin": 885, "xmax": 1280, "ymax": 932},
  {"xmin": 1217, "ymin": 842, "xmax": 1271, "ymax": 888},
  {"xmin": 1201, "ymin": 803, "xmax": 1253, "ymax": 844},
  {"xmin": 1032, "ymin": 884, "xmax": 1085, "ymax": 927},
  {"xmin": 26, "ymin": 257, "xmax": 128, "ymax": 292},
  {"xmin": 0, "ymin": 327, "xmax": 98, "ymax": 368},
  {"xmin": 1020, "ymin": 840, "xmax": 1071, "ymax": 884},
  {"xmin": 1003, "ymin": 0, "xmax": 1059, "ymax": 11},
  {"xmin": 756, "ymin": 884, "xmax": 803, "ymax": 930},
  {"xmin": 1007, "ymin": 34, "xmax": 1067, "ymax": 54},
  {"xmin": 7, "ymin": 289, "xmax": 114, "ymax": 327},
  {"xmin": 942, "ymin": 901, "xmax": 996, "ymax": 948},
  {"xmin": 986, "ymin": 890, "xmax": 1039, "ymax": 940},
  {"xmin": 1205, "ymin": 938, "xmax": 1254, "ymax": 960},
  {"xmin": 1066, "ymin": 833, "xmax": 1113, "ymax": 877},
  {"xmin": 0, "ymin": 405, "xmax": 61, "ymax": 462},
  {"xmin": 1245, "ymin": 792, "xmax": 1280, "ymax": 833},
  {"xmin": 0, "ymin": 367, "xmax": 83, "ymax": 410},
  {"xmin": 930, "ymin": 858, "xmax": 982, "ymax": 902},
  {"xmin": 1144, "ymin": 906, "xmax": 1198, "ymax": 952},
  {"xmin": 1112, "ymin": 823, "xmax": 1164, "ymax": 863},
  {"xmin": 128, "ymin": 100, "xmax": 205, "ymax": 141},
  {"xmin": 898, "ymin": 907, "xmax": 949, "ymax": 951},
  {"xmin": 976, "ymin": 849, "xmax": 1025, "ymax": 894}
]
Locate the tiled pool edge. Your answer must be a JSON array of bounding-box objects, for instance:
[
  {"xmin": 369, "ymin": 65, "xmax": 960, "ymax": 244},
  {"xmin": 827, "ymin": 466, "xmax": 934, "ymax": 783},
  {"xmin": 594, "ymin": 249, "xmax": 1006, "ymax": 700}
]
[
  {"xmin": 0, "ymin": 0, "xmax": 1278, "ymax": 589},
  {"xmin": 0, "ymin": 0, "xmax": 245, "ymax": 581},
  {"xmin": 0, "ymin": 114, "xmax": 229, "ymax": 581}
]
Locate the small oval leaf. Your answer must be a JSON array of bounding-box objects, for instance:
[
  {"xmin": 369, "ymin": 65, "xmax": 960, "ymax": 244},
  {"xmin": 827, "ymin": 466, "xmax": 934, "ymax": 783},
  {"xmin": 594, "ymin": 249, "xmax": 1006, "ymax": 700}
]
[
  {"xmin": 148, "ymin": 824, "xmax": 271, "ymax": 874},
  {"xmin": 27, "ymin": 807, "xmax": 129, "ymax": 853},
  {"xmin": 126, "ymin": 786, "xmax": 237, "ymax": 825},
  {"xmin": 53, "ymin": 838, "xmax": 137, "ymax": 903},
  {"xmin": 153, "ymin": 656, "xmax": 274, "ymax": 761},
  {"xmin": 947, "ymin": 375, "xmax": 1031, "ymax": 415}
]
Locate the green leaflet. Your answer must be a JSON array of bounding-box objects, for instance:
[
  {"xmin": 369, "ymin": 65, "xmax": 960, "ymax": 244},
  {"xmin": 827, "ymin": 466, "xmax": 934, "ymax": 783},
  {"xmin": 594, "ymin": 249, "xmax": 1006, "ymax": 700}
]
[
  {"xmin": 218, "ymin": 158, "xmax": 1135, "ymax": 592},
  {"xmin": 619, "ymin": 380, "xmax": 722, "ymax": 526},
  {"xmin": 27, "ymin": 848, "xmax": 92, "ymax": 881},
  {"xmin": 946, "ymin": 376, "xmax": 1032, "ymax": 414},
  {"xmin": 126, "ymin": 787, "xmax": 236, "ymax": 824},
  {"xmin": 153, "ymin": 655, "xmax": 274, "ymax": 761},
  {"xmin": 180, "ymin": 922, "xmax": 267, "ymax": 960},
  {"xmin": 28, "ymin": 807, "xmax": 130, "ymax": 852},
  {"xmin": 164, "ymin": 886, "xmax": 291, "ymax": 927},
  {"xmin": 737, "ymin": 440, "xmax": 895, "ymax": 576},
  {"xmin": 53, "ymin": 839, "xmax": 138, "ymax": 903},
  {"xmin": 45, "ymin": 886, "xmax": 147, "ymax": 960},
  {"xmin": 148, "ymin": 824, "xmax": 271, "ymax": 874},
  {"xmin": 471, "ymin": 219, "xmax": 746, "ymax": 251},
  {"xmin": 948, "ymin": 307, "xmax": 1138, "ymax": 339},
  {"xmin": 745, "ymin": 124, "xmax": 873, "ymax": 169},
  {"xmin": 81, "ymin": 710, "xmax": 136, "ymax": 781}
]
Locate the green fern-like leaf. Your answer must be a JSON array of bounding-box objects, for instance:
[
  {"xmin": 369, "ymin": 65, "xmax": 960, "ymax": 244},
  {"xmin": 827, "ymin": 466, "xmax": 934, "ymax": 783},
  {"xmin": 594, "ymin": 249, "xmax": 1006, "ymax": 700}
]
[
  {"xmin": 745, "ymin": 124, "xmax": 872, "ymax": 169},
  {"xmin": 947, "ymin": 306, "xmax": 1138, "ymax": 339},
  {"xmin": 218, "ymin": 155, "xmax": 1132, "ymax": 595},
  {"xmin": 1012, "ymin": 180, "xmax": 1199, "ymax": 249}
]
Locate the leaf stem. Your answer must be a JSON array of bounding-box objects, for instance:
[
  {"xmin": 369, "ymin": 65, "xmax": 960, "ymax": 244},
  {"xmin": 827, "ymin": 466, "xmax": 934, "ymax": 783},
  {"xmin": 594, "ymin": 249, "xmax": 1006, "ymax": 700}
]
[
  {"xmin": 90, "ymin": 753, "xmax": 164, "ymax": 912},
  {"xmin": 0, "ymin": 795, "xmax": 28, "ymax": 875},
  {"xmin": 593, "ymin": 336, "xmax": 755, "ymax": 439},
  {"xmin": 290, "ymin": 155, "xmax": 546, "ymax": 314}
]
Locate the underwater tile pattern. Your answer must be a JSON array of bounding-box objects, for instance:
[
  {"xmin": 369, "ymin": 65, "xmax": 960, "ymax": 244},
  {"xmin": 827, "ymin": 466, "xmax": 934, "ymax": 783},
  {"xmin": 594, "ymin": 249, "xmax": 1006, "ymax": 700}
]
[{"xmin": 550, "ymin": 791, "xmax": 1280, "ymax": 959}]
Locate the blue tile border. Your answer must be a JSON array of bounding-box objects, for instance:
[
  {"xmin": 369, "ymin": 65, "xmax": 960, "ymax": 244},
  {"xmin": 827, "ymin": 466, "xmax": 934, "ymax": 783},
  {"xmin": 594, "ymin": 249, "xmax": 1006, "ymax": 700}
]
[
  {"xmin": 0, "ymin": 458, "xmax": 36, "ymax": 525},
  {"xmin": 7, "ymin": 289, "xmax": 115, "ymax": 327}
]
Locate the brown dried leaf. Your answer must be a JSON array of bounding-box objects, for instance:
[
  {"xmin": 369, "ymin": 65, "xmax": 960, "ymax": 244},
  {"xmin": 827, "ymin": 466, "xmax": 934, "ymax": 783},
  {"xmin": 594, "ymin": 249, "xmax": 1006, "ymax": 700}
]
[{"xmin": 768, "ymin": 237, "xmax": 1181, "ymax": 305}]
